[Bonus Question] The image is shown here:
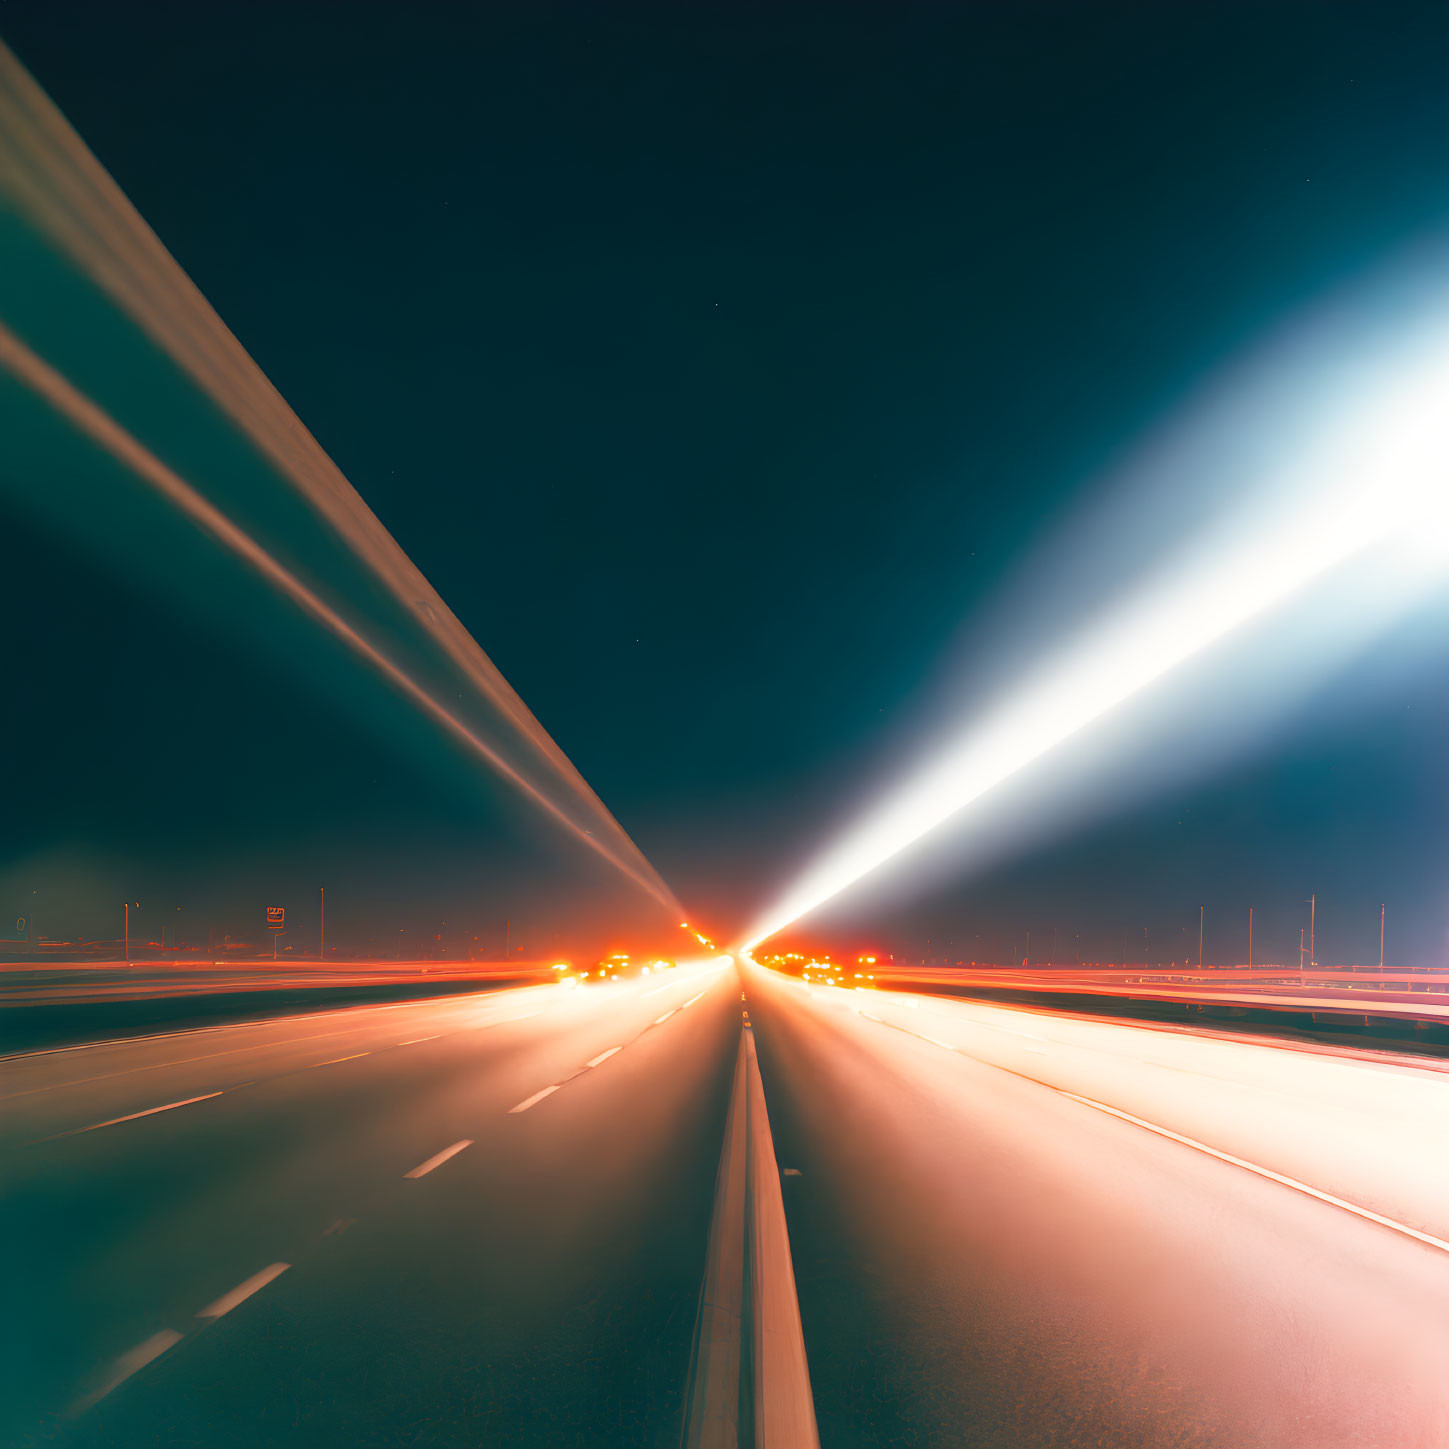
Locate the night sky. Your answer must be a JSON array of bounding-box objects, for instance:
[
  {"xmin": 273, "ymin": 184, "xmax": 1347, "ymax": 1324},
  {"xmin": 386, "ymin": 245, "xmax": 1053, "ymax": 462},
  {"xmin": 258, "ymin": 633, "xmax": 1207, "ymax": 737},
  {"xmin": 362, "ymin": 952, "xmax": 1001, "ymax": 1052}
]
[{"xmin": 4, "ymin": 3, "xmax": 1449, "ymax": 965}]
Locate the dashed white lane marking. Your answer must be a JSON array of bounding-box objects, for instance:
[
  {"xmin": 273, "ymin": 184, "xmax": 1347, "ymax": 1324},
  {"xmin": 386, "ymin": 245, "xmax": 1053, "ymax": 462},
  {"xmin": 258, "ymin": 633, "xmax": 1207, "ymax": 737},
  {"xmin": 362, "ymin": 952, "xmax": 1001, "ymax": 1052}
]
[
  {"xmin": 509, "ymin": 1085, "xmax": 560, "ymax": 1113},
  {"xmin": 643, "ymin": 981, "xmax": 677, "ymax": 997},
  {"xmin": 404, "ymin": 1139, "xmax": 474, "ymax": 1179},
  {"xmin": 654, "ymin": 1009, "xmax": 678, "ymax": 1024},
  {"xmin": 681, "ymin": 990, "xmax": 707, "ymax": 1009},
  {"xmin": 586, "ymin": 1047, "xmax": 622, "ymax": 1068},
  {"xmin": 72, "ymin": 1329, "xmax": 183, "ymax": 1412},
  {"xmin": 196, "ymin": 1262, "xmax": 291, "ymax": 1320},
  {"xmin": 316, "ymin": 1052, "xmax": 371, "ymax": 1066},
  {"xmin": 399, "ymin": 1035, "xmax": 443, "ymax": 1045},
  {"xmin": 40, "ymin": 1091, "xmax": 225, "ymax": 1141}
]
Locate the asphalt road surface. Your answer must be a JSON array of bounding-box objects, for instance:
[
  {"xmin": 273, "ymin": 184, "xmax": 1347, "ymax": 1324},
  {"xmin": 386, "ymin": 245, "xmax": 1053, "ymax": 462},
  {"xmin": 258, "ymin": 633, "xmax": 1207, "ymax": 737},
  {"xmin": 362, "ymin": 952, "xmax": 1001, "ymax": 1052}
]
[
  {"xmin": 2, "ymin": 962, "xmax": 739, "ymax": 1447},
  {"xmin": 746, "ymin": 962, "xmax": 1449, "ymax": 1448},
  {"xmin": 7, "ymin": 959, "xmax": 1449, "ymax": 1447}
]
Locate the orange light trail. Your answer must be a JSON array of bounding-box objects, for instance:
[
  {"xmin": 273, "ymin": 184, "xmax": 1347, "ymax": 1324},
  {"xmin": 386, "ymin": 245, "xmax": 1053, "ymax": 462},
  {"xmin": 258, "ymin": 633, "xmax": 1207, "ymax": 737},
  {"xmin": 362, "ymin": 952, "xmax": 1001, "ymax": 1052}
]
[{"xmin": 0, "ymin": 40, "xmax": 680, "ymax": 918}]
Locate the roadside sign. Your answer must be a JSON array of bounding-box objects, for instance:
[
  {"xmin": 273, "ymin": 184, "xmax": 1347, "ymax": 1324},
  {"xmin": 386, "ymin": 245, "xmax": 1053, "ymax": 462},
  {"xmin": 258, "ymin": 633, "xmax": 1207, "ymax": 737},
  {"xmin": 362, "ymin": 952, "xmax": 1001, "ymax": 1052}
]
[
  {"xmin": 266, "ymin": 906, "xmax": 285, "ymax": 930},
  {"xmin": 1, "ymin": 914, "xmax": 27, "ymax": 941}
]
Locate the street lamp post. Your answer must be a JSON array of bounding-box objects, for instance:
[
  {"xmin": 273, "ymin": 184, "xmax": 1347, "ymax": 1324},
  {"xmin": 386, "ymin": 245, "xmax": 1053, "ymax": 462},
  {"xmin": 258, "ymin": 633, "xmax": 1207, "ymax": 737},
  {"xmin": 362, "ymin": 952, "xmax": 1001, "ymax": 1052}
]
[
  {"xmin": 320, "ymin": 886, "xmax": 325, "ymax": 961},
  {"xmin": 124, "ymin": 901, "xmax": 129, "ymax": 962}
]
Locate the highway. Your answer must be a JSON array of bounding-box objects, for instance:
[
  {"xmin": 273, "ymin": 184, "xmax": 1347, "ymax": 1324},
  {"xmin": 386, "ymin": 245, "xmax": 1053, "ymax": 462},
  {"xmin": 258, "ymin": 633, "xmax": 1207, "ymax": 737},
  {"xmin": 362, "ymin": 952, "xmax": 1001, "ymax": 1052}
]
[
  {"xmin": 7, "ymin": 959, "xmax": 1449, "ymax": 1446},
  {"xmin": 745, "ymin": 962, "xmax": 1449, "ymax": 1447},
  {"xmin": 1, "ymin": 962, "xmax": 739, "ymax": 1447}
]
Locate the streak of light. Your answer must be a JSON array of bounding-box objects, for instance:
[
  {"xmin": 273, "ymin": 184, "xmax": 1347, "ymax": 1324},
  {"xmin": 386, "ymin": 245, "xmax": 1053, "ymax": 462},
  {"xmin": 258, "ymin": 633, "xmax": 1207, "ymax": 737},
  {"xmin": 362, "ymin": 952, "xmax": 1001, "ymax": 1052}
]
[
  {"xmin": 0, "ymin": 316, "xmax": 676, "ymax": 912},
  {"xmin": 745, "ymin": 296, "xmax": 1449, "ymax": 949},
  {"xmin": 775, "ymin": 963, "xmax": 1449, "ymax": 1249},
  {"xmin": 1053, "ymin": 1087, "xmax": 1449, "ymax": 1257},
  {"xmin": 0, "ymin": 42, "xmax": 680, "ymax": 919}
]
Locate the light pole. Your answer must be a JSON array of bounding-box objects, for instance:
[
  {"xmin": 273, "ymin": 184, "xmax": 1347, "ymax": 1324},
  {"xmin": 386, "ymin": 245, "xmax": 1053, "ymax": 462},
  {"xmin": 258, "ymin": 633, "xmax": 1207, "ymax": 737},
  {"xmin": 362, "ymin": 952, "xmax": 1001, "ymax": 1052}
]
[
  {"xmin": 1309, "ymin": 893, "xmax": 1316, "ymax": 969},
  {"xmin": 320, "ymin": 886, "xmax": 325, "ymax": 961},
  {"xmin": 1198, "ymin": 906, "xmax": 1204, "ymax": 970},
  {"xmin": 1379, "ymin": 903, "xmax": 1385, "ymax": 971},
  {"xmin": 124, "ymin": 901, "xmax": 129, "ymax": 962},
  {"xmin": 1248, "ymin": 906, "xmax": 1253, "ymax": 969}
]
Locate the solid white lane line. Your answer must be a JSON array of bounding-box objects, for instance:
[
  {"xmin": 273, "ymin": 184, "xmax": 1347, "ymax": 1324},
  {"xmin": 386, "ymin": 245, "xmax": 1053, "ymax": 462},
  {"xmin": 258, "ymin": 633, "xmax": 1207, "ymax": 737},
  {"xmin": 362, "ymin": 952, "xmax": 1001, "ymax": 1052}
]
[
  {"xmin": 509, "ymin": 1085, "xmax": 559, "ymax": 1113},
  {"xmin": 654, "ymin": 1009, "xmax": 678, "ymax": 1024},
  {"xmin": 862, "ymin": 1013, "xmax": 1449, "ymax": 1259},
  {"xmin": 1057, "ymin": 1088, "xmax": 1449, "ymax": 1256},
  {"xmin": 72, "ymin": 1330, "xmax": 183, "ymax": 1412},
  {"xmin": 404, "ymin": 1139, "xmax": 474, "ymax": 1179},
  {"xmin": 40, "ymin": 1091, "xmax": 225, "ymax": 1141},
  {"xmin": 586, "ymin": 1047, "xmax": 622, "ymax": 1068},
  {"xmin": 916, "ymin": 1034, "xmax": 955, "ymax": 1050},
  {"xmin": 196, "ymin": 1262, "xmax": 291, "ymax": 1320}
]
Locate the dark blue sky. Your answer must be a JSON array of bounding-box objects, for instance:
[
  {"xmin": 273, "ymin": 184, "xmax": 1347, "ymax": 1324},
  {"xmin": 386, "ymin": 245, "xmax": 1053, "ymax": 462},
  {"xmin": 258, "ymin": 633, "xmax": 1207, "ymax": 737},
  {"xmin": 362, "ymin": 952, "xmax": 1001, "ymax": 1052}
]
[{"xmin": 3, "ymin": 3, "xmax": 1449, "ymax": 962}]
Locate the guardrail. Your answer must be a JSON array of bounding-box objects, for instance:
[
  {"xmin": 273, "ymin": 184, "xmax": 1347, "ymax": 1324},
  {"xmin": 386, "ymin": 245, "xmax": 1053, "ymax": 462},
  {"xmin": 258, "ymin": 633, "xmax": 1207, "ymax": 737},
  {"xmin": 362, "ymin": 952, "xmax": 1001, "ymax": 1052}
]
[{"xmin": 868, "ymin": 965, "xmax": 1449, "ymax": 1027}]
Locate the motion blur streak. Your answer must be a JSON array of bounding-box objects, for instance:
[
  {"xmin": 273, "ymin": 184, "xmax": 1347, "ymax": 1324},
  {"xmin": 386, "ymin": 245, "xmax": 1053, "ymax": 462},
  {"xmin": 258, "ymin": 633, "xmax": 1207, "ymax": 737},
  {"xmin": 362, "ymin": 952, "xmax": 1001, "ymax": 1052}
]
[
  {"xmin": 779, "ymin": 969, "xmax": 1449, "ymax": 1248},
  {"xmin": 1, "ymin": 960, "xmax": 739, "ymax": 1443},
  {"xmin": 746, "ymin": 284, "xmax": 1449, "ymax": 947},
  {"xmin": 0, "ymin": 317, "xmax": 675, "ymax": 913},
  {"xmin": 0, "ymin": 40, "xmax": 678, "ymax": 917},
  {"xmin": 743, "ymin": 962, "xmax": 1449, "ymax": 1444}
]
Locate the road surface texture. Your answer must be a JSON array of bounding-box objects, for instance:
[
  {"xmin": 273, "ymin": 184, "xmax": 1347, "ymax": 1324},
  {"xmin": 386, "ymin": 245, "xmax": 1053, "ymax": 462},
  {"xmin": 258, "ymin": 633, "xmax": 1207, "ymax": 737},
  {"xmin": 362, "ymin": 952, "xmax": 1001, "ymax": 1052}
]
[
  {"xmin": 744, "ymin": 960, "xmax": 1449, "ymax": 1449},
  {"xmin": 2, "ymin": 963, "xmax": 738, "ymax": 1447},
  {"xmin": 8, "ymin": 957, "xmax": 1449, "ymax": 1446}
]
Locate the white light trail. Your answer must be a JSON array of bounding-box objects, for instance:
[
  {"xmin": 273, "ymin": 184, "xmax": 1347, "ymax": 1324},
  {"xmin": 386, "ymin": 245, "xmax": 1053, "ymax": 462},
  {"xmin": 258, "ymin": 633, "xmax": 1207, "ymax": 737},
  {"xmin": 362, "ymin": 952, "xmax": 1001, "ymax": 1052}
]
[{"xmin": 746, "ymin": 284, "xmax": 1449, "ymax": 948}]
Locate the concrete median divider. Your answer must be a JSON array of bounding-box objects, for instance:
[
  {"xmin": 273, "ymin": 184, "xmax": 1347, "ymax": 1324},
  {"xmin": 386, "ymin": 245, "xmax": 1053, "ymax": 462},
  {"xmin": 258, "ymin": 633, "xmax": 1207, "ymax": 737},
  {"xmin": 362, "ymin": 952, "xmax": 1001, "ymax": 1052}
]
[{"xmin": 682, "ymin": 1026, "xmax": 819, "ymax": 1449}]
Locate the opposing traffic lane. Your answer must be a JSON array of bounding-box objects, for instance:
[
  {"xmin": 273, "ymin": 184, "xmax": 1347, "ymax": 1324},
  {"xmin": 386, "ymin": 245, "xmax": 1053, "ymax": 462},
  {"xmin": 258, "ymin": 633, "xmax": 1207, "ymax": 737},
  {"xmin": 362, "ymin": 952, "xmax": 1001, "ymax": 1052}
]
[
  {"xmin": 2, "ymin": 963, "xmax": 740, "ymax": 1447},
  {"xmin": 744, "ymin": 962, "xmax": 1449, "ymax": 1448}
]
